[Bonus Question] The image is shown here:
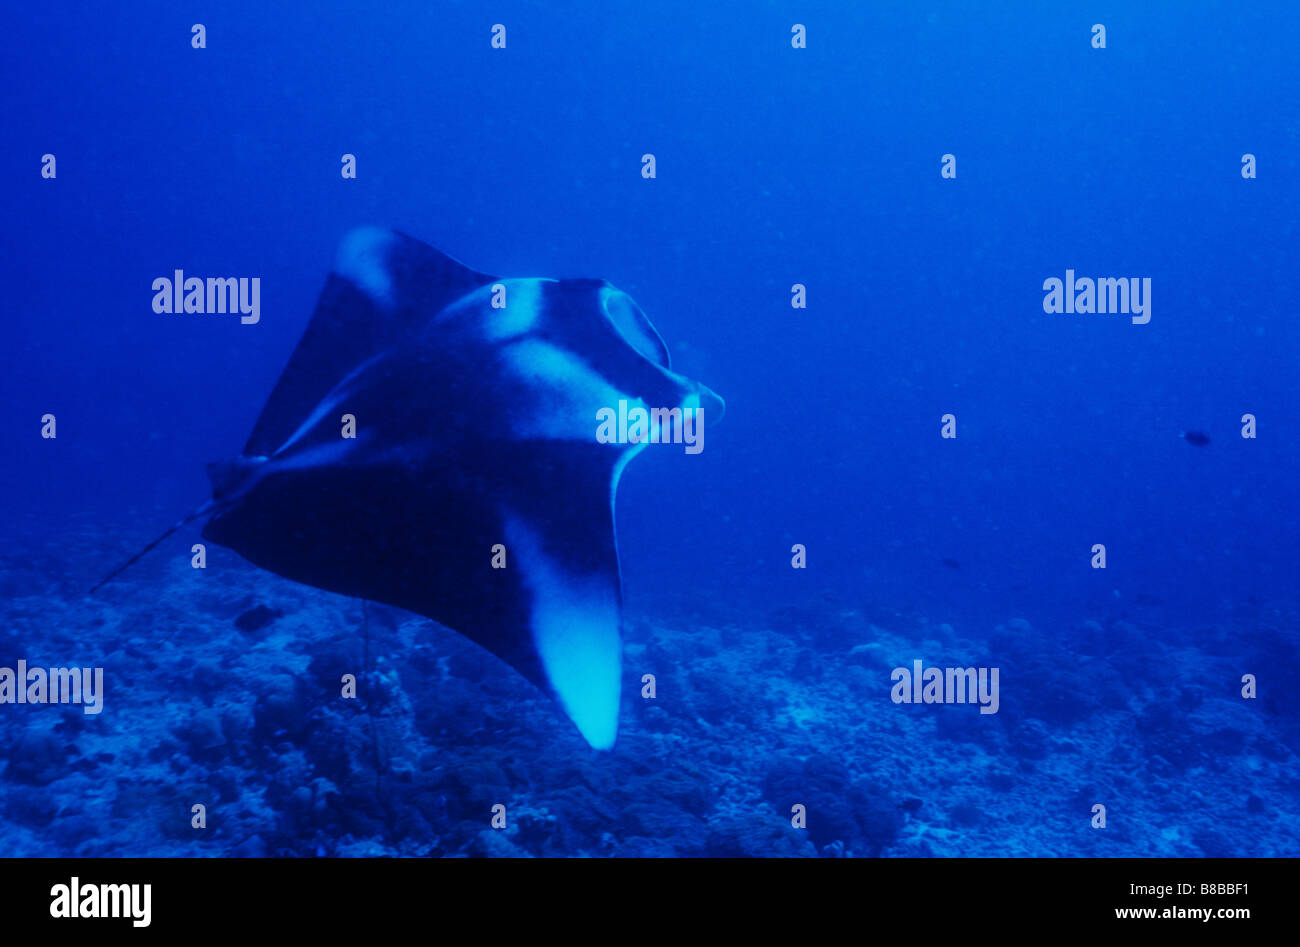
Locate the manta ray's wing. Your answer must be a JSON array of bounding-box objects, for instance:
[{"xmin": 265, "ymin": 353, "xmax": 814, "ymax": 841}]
[
  {"xmin": 202, "ymin": 227, "xmax": 723, "ymax": 749},
  {"xmin": 240, "ymin": 227, "xmax": 499, "ymax": 459}
]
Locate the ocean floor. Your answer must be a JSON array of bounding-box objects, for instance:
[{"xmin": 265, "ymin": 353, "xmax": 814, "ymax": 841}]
[{"xmin": 1, "ymin": 519, "xmax": 1297, "ymax": 857}]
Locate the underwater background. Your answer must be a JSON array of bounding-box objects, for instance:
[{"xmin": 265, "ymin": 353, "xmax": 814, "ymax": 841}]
[{"xmin": 2, "ymin": 1, "xmax": 1297, "ymax": 857}]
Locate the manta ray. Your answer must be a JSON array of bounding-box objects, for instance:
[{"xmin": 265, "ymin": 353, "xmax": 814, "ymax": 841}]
[{"xmin": 96, "ymin": 228, "xmax": 724, "ymax": 749}]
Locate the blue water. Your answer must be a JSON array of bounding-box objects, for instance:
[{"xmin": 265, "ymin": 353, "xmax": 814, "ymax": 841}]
[{"xmin": 1, "ymin": 2, "xmax": 1296, "ymax": 856}]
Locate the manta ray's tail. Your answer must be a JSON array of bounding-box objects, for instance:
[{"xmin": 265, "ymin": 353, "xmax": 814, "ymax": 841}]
[
  {"xmin": 90, "ymin": 455, "xmax": 268, "ymax": 594},
  {"xmin": 88, "ymin": 499, "xmax": 218, "ymax": 594}
]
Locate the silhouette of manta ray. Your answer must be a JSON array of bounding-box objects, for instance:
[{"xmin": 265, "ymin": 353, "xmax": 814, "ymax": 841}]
[{"xmin": 96, "ymin": 228, "xmax": 724, "ymax": 749}]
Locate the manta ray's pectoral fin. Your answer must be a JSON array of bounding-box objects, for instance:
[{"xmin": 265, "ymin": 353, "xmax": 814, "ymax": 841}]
[
  {"xmin": 500, "ymin": 507, "xmax": 623, "ymax": 750},
  {"xmin": 241, "ymin": 228, "xmax": 498, "ymax": 458},
  {"xmin": 480, "ymin": 440, "xmax": 641, "ymax": 750}
]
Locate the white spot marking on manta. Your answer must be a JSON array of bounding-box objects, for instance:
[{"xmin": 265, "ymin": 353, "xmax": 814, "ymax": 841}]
[
  {"xmin": 481, "ymin": 279, "xmax": 544, "ymax": 340},
  {"xmin": 504, "ymin": 513, "xmax": 621, "ymax": 750},
  {"xmin": 502, "ymin": 337, "xmax": 637, "ymax": 441},
  {"xmin": 335, "ymin": 227, "xmax": 397, "ymax": 305}
]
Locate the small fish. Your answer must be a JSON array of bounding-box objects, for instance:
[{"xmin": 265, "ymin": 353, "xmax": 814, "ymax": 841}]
[
  {"xmin": 941, "ymin": 558, "xmax": 961, "ymax": 570},
  {"xmin": 1181, "ymin": 430, "xmax": 1210, "ymax": 446}
]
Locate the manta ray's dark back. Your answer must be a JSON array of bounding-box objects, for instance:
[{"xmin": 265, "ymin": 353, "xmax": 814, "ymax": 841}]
[{"xmin": 200, "ymin": 227, "xmax": 724, "ymax": 749}]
